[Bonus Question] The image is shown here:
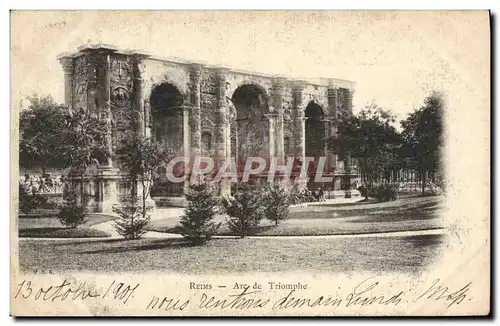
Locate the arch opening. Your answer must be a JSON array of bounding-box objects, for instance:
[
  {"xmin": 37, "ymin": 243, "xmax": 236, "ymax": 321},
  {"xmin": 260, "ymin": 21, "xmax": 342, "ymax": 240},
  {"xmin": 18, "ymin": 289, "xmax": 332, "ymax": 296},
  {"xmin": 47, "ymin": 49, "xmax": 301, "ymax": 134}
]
[
  {"xmin": 149, "ymin": 83, "xmax": 185, "ymax": 197},
  {"xmin": 230, "ymin": 84, "xmax": 270, "ymax": 173}
]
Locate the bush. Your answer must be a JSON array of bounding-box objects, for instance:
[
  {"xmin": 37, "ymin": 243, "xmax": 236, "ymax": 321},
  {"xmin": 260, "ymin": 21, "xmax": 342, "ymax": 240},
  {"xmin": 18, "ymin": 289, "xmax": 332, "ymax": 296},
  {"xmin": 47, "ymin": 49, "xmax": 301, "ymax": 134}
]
[
  {"xmin": 289, "ymin": 186, "xmax": 315, "ymax": 205},
  {"xmin": 178, "ymin": 183, "xmax": 221, "ymax": 246},
  {"xmin": 262, "ymin": 185, "xmax": 290, "ymax": 226},
  {"xmin": 57, "ymin": 190, "xmax": 87, "ymax": 228},
  {"xmin": 372, "ymin": 184, "xmax": 398, "ymax": 202},
  {"xmin": 221, "ymin": 183, "xmax": 263, "ymax": 238},
  {"xmin": 19, "ymin": 183, "xmax": 48, "ymax": 215},
  {"xmin": 113, "ymin": 195, "xmax": 152, "ymax": 240},
  {"xmin": 357, "ymin": 184, "xmax": 372, "ymax": 199}
]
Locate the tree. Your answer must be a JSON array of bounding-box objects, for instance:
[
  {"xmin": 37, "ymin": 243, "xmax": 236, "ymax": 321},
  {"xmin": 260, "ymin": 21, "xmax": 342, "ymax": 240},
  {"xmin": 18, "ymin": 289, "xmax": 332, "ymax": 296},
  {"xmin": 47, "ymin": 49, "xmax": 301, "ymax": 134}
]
[
  {"xmin": 115, "ymin": 134, "xmax": 171, "ymax": 223},
  {"xmin": 262, "ymin": 184, "xmax": 290, "ymax": 226},
  {"xmin": 328, "ymin": 105, "xmax": 402, "ymax": 200},
  {"xmin": 18, "ymin": 182, "xmax": 47, "ymax": 215},
  {"xmin": 60, "ymin": 107, "xmax": 110, "ymax": 204},
  {"xmin": 401, "ymin": 92, "xmax": 444, "ymax": 195},
  {"xmin": 19, "ymin": 95, "xmax": 67, "ymax": 173},
  {"xmin": 221, "ymin": 183, "xmax": 263, "ymax": 238},
  {"xmin": 57, "ymin": 189, "xmax": 87, "ymax": 228},
  {"xmin": 177, "ymin": 182, "xmax": 221, "ymax": 246},
  {"xmin": 113, "ymin": 195, "xmax": 152, "ymax": 240}
]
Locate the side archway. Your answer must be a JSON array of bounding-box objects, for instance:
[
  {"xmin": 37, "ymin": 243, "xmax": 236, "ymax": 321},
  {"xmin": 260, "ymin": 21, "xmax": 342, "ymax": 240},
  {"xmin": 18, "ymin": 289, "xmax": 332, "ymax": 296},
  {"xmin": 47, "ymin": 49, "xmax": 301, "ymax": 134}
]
[{"xmin": 230, "ymin": 84, "xmax": 271, "ymax": 174}]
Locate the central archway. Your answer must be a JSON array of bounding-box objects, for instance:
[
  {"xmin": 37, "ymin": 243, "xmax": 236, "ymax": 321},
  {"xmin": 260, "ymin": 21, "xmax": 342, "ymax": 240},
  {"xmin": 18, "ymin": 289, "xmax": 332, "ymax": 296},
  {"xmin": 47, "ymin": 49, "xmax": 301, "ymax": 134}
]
[
  {"xmin": 149, "ymin": 82, "xmax": 185, "ymax": 197},
  {"xmin": 230, "ymin": 84, "xmax": 270, "ymax": 177},
  {"xmin": 305, "ymin": 101, "xmax": 326, "ymax": 188}
]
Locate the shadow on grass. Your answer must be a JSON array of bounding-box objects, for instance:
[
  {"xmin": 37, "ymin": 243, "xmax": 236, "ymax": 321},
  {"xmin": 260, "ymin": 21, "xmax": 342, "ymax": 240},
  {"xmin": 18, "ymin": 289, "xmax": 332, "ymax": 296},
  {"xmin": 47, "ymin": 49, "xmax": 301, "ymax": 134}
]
[
  {"xmin": 79, "ymin": 238, "xmax": 192, "ymax": 254},
  {"xmin": 19, "ymin": 227, "xmax": 110, "ymax": 238}
]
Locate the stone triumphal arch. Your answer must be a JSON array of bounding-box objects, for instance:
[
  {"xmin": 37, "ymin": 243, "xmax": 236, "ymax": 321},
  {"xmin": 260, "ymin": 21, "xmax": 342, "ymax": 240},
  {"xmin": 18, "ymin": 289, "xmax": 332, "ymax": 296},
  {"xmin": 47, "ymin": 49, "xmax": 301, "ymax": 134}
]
[{"xmin": 58, "ymin": 44, "xmax": 359, "ymax": 212}]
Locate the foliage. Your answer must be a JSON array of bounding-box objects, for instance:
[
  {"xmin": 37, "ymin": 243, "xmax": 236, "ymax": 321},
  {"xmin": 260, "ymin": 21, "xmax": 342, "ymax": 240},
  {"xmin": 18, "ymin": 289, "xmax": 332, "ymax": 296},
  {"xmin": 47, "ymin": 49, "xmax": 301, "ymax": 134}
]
[
  {"xmin": 288, "ymin": 186, "xmax": 316, "ymax": 204},
  {"xmin": 328, "ymin": 105, "xmax": 403, "ymax": 199},
  {"xmin": 177, "ymin": 182, "xmax": 221, "ymax": 246},
  {"xmin": 261, "ymin": 185, "xmax": 290, "ymax": 226},
  {"xmin": 18, "ymin": 183, "xmax": 47, "ymax": 215},
  {"xmin": 61, "ymin": 107, "xmax": 110, "ymax": 171},
  {"xmin": 372, "ymin": 184, "xmax": 399, "ymax": 202},
  {"xmin": 400, "ymin": 92, "xmax": 445, "ymax": 194},
  {"xmin": 357, "ymin": 184, "xmax": 371, "ymax": 199},
  {"xmin": 220, "ymin": 183, "xmax": 263, "ymax": 238},
  {"xmin": 115, "ymin": 133, "xmax": 171, "ymax": 219},
  {"xmin": 60, "ymin": 107, "xmax": 110, "ymax": 203},
  {"xmin": 19, "ymin": 95, "xmax": 67, "ymax": 172},
  {"xmin": 57, "ymin": 190, "xmax": 87, "ymax": 228},
  {"xmin": 112, "ymin": 195, "xmax": 152, "ymax": 240}
]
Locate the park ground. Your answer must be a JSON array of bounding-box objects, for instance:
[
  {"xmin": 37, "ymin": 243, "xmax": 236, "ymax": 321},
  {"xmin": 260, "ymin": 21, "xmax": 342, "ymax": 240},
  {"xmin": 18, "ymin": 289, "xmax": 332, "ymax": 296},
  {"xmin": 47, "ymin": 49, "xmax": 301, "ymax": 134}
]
[{"xmin": 18, "ymin": 195, "xmax": 446, "ymax": 274}]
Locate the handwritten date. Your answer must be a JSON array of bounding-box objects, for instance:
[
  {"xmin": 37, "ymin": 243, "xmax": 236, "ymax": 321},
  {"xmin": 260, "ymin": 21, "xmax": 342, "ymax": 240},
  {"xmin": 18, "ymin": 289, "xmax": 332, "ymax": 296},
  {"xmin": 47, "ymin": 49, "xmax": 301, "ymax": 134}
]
[{"xmin": 15, "ymin": 279, "xmax": 139, "ymax": 304}]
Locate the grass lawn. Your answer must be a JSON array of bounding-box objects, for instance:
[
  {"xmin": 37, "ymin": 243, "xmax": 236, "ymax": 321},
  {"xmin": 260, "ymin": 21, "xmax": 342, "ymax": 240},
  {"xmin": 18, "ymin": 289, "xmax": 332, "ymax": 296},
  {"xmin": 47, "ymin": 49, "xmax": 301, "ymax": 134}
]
[
  {"xmin": 17, "ymin": 213, "xmax": 115, "ymax": 238},
  {"xmin": 19, "ymin": 234, "xmax": 445, "ymax": 274},
  {"xmin": 148, "ymin": 195, "xmax": 444, "ymax": 236}
]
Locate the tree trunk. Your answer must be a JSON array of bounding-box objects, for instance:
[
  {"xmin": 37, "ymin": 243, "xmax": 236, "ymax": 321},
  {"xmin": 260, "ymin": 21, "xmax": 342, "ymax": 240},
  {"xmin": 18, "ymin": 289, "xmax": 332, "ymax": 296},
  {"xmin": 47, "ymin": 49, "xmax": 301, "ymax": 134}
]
[
  {"xmin": 142, "ymin": 176, "xmax": 147, "ymax": 220},
  {"xmin": 421, "ymin": 168, "xmax": 426, "ymax": 196},
  {"xmin": 80, "ymin": 173, "xmax": 85, "ymax": 205}
]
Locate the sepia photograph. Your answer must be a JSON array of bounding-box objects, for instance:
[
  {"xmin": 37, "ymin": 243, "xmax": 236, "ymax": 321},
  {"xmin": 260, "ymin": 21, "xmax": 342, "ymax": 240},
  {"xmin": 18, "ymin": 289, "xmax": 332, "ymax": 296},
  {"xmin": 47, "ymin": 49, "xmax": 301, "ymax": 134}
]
[{"xmin": 10, "ymin": 10, "xmax": 490, "ymax": 316}]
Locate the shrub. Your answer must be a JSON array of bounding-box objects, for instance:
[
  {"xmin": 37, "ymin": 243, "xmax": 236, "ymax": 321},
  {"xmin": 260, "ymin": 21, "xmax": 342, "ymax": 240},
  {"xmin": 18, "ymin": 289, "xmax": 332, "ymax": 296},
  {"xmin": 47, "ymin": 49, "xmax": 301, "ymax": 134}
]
[
  {"xmin": 262, "ymin": 185, "xmax": 290, "ymax": 226},
  {"xmin": 112, "ymin": 195, "xmax": 152, "ymax": 240},
  {"xmin": 221, "ymin": 183, "xmax": 263, "ymax": 238},
  {"xmin": 178, "ymin": 183, "xmax": 221, "ymax": 246},
  {"xmin": 19, "ymin": 183, "xmax": 48, "ymax": 215},
  {"xmin": 289, "ymin": 186, "xmax": 315, "ymax": 205},
  {"xmin": 357, "ymin": 184, "xmax": 372, "ymax": 199},
  {"xmin": 57, "ymin": 190, "xmax": 87, "ymax": 228},
  {"xmin": 373, "ymin": 184, "xmax": 398, "ymax": 202}
]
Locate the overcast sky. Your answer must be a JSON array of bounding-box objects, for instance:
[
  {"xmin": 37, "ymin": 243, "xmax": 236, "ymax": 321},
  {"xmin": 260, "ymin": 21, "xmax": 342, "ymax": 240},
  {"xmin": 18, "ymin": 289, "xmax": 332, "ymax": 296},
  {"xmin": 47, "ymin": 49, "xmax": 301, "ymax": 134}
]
[{"xmin": 11, "ymin": 11, "xmax": 489, "ymax": 124}]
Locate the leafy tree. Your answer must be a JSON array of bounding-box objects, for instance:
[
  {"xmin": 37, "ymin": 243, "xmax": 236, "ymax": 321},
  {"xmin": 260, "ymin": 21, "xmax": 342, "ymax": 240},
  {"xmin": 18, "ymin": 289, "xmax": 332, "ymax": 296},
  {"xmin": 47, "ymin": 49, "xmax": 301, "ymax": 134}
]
[
  {"xmin": 328, "ymin": 105, "xmax": 402, "ymax": 200},
  {"xmin": 18, "ymin": 183, "xmax": 47, "ymax": 215},
  {"xmin": 112, "ymin": 195, "xmax": 152, "ymax": 240},
  {"xmin": 262, "ymin": 184, "xmax": 290, "ymax": 226},
  {"xmin": 401, "ymin": 92, "xmax": 444, "ymax": 195},
  {"xmin": 60, "ymin": 107, "xmax": 110, "ymax": 204},
  {"xmin": 115, "ymin": 134, "xmax": 171, "ymax": 222},
  {"xmin": 221, "ymin": 183, "xmax": 263, "ymax": 238},
  {"xmin": 178, "ymin": 182, "xmax": 221, "ymax": 246},
  {"xmin": 57, "ymin": 190, "xmax": 87, "ymax": 228},
  {"xmin": 19, "ymin": 95, "xmax": 66, "ymax": 173}
]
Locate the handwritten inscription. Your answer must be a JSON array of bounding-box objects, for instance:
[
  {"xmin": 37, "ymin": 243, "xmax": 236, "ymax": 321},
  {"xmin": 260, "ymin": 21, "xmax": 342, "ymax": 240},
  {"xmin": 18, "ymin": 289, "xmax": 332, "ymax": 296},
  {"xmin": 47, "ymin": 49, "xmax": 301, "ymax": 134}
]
[
  {"xmin": 15, "ymin": 278, "xmax": 472, "ymax": 313},
  {"xmin": 15, "ymin": 280, "xmax": 139, "ymax": 304},
  {"xmin": 414, "ymin": 278, "xmax": 472, "ymax": 308}
]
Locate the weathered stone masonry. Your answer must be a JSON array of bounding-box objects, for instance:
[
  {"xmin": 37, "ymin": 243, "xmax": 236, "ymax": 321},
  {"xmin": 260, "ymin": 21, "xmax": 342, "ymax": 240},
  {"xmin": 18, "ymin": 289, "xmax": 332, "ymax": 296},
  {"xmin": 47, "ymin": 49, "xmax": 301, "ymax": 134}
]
[{"xmin": 58, "ymin": 44, "xmax": 358, "ymax": 212}]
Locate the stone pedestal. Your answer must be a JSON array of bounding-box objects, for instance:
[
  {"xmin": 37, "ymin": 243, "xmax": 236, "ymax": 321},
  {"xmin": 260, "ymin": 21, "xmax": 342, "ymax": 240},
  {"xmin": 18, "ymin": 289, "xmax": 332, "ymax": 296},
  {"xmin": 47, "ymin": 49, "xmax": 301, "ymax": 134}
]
[
  {"xmin": 135, "ymin": 178, "xmax": 157, "ymax": 211},
  {"xmin": 93, "ymin": 167, "xmax": 120, "ymax": 213}
]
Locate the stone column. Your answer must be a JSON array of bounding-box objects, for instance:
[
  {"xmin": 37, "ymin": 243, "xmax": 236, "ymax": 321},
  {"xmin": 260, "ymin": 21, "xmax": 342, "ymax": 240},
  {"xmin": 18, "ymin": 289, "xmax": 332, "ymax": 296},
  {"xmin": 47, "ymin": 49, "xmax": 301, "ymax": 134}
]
[
  {"xmin": 343, "ymin": 88, "xmax": 354, "ymax": 198},
  {"xmin": 189, "ymin": 64, "xmax": 203, "ymax": 159},
  {"xmin": 58, "ymin": 56, "xmax": 74, "ymax": 108},
  {"xmin": 265, "ymin": 113, "xmax": 277, "ymax": 168},
  {"xmin": 182, "ymin": 106, "xmax": 191, "ymax": 194},
  {"xmin": 215, "ymin": 68, "xmax": 230, "ymax": 195},
  {"xmin": 93, "ymin": 50, "xmax": 114, "ymax": 168},
  {"xmin": 293, "ymin": 83, "xmax": 307, "ymax": 189},
  {"xmin": 131, "ymin": 54, "xmax": 148, "ymax": 137},
  {"xmin": 273, "ymin": 78, "xmax": 286, "ymax": 164},
  {"xmin": 327, "ymin": 87, "xmax": 339, "ymax": 175},
  {"xmin": 345, "ymin": 88, "xmax": 354, "ymax": 113},
  {"xmin": 94, "ymin": 50, "xmax": 119, "ymax": 212}
]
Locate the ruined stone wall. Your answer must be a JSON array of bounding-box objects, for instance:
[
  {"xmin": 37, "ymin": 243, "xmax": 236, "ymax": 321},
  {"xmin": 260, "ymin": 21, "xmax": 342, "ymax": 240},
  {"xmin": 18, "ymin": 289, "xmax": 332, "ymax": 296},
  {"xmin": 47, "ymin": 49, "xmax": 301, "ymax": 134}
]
[
  {"xmin": 141, "ymin": 59, "xmax": 190, "ymax": 102},
  {"xmin": 199, "ymin": 68, "xmax": 218, "ymax": 156},
  {"xmin": 302, "ymin": 84, "xmax": 329, "ymax": 115}
]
